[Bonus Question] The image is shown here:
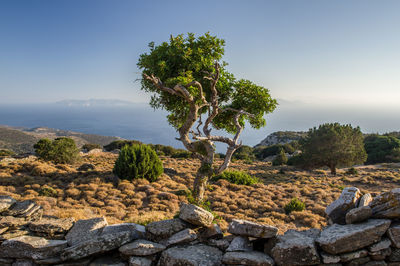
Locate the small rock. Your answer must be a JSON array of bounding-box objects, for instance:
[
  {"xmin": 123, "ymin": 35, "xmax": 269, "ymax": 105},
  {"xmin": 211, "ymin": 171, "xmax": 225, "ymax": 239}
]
[
  {"xmin": 222, "ymin": 251, "xmax": 275, "ymax": 266},
  {"xmin": 179, "ymin": 203, "xmax": 213, "ymax": 227},
  {"xmin": 65, "ymin": 217, "xmax": 108, "ymax": 246},
  {"xmin": 365, "ymin": 261, "xmax": 387, "ymax": 266},
  {"xmin": 0, "ymin": 196, "xmax": 16, "ymax": 213},
  {"xmin": 370, "ymin": 188, "xmax": 400, "ymax": 219},
  {"xmin": 145, "ymin": 218, "xmax": 187, "ymax": 242},
  {"xmin": 158, "ymin": 244, "xmax": 222, "ymax": 266},
  {"xmin": 119, "ymin": 239, "xmax": 166, "ymax": 256},
  {"xmin": 228, "ymin": 219, "xmax": 278, "ymax": 238},
  {"xmin": 339, "ymin": 249, "xmax": 368, "ymax": 262},
  {"xmin": 226, "ymin": 236, "xmax": 252, "ymax": 252},
  {"xmin": 29, "ymin": 217, "xmax": 74, "ymax": 237},
  {"xmin": 0, "ymin": 216, "xmax": 28, "ymax": 229},
  {"xmin": 198, "ymin": 224, "xmax": 223, "ymax": 240},
  {"xmin": 325, "ymin": 187, "xmax": 361, "ymax": 224},
  {"xmin": 129, "ymin": 256, "xmax": 152, "ymax": 266},
  {"xmin": 359, "ymin": 193, "xmax": 373, "ymax": 207},
  {"xmin": 166, "ymin": 228, "xmax": 198, "ymax": 246},
  {"xmin": 207, "ymin": 238, "xmax": 231, "ymax": 251},
  {"xmin": 388, "ymin": 225, "xmax": 400, "ymax": 248},
  {"xmin": 87, "ymin": 149, "xmax": 103, "ymax": 155},
  {"xmin": 370, "ymin": 247, "xmax": 391, "ymax": 260},
  {"xmin": 0, "ymin": 229, "xmax": 30, "ymax": 242},
  {"xmin": 77, "ymin": 163, "xmax": 95, "ymax": 171},
  {"xmin": 4, "ymin": 200, "xmax": 36, "ymax": 217},
  {"xmin": 345, "ymin": 206, "xmax": 372, "ymax": 224},
  {"xmin": 321, "ymin": 252, "xmax": 340, "ymax": 264},
  {"xmin": 346, "ymin": 256, "xmax": 371, "ymax": 266},
  {"xmin": 369, "ymin": 238, "xmax": 392, "ymax": 252}
]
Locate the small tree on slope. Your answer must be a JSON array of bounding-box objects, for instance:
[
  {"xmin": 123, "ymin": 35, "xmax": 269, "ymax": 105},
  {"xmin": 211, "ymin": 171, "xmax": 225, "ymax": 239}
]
[{"xmin": 137, "ymin": 33, "xmax": 277, "ymax": 201}]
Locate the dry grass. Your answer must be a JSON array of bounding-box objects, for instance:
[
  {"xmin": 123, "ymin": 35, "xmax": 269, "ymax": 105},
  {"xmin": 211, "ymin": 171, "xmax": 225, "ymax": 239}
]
[{"xmin": 1, "ymin": 152, "xmax": 400, "ymax": 233}]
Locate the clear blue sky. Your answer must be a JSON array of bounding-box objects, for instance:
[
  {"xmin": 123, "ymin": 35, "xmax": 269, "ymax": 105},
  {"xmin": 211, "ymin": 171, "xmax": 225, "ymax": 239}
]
[{"xmin": 1, "ymin": 0, "xmax": 400, "ymax": 108}]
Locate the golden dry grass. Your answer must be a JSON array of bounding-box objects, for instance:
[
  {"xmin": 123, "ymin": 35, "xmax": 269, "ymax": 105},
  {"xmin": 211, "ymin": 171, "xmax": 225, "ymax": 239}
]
[{"xmin": 1, "ymin": 152, "xmax": 400, "ymax": 233}]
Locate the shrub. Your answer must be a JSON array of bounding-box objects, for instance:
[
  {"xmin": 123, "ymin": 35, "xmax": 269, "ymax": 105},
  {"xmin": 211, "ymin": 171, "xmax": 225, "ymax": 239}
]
[
  {"xmin": 34, "ymin": 138, "xmax": 79, "ymax": 164},
  {"xmin": 364, "ymin": 135, "xmax": 400, "ymax": 164},
  {"xmin": 82, "ymin": 143, "xmax": 101, "ymax": 151},
  {"xmin": 113, "ymin": 144, "xmax": 163, "ymax": 182},
  {"xmin": 211, "ymin": 170, "xmax": 259, "ymax": 186},
  {"xmin": 104, "ymin": 140, "xmax": 142, "ymax": 151},
  {"xmin": 345, "ymin": 167, "xmax": 358, "ymax": 175},
  {"xmin": 171, "ymin": 150, "xmax": 192, "ymax": 158},
  {"xmin": 284, "ymin": 198, "xmax": 305, "ymax": 214},
  {"xmin": 39, "ymin": 186, "xmax": 58, "ymax": 197},
  {"xmin": 272, "ymin": 148, "xmax": 288, "ymax": 166},
  {"xmin": 232, "ymin": 145, "xmax": 256, "ymax": 162},
  {"xmin": 0, "ymin": 149, "xmax": 14, "ymax": 157}
]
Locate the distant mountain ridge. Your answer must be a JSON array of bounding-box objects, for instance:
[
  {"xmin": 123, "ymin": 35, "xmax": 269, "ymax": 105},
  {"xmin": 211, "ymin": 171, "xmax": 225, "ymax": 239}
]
[{"xmin": 255, "ymin": 131, "xmax": 307, "ymax": 147}]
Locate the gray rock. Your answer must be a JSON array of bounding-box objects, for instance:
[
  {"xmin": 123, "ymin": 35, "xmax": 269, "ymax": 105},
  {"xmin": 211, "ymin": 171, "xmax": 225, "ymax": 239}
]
[
  {"xmin": 0, "ymin": 229, "xmax": 30, "ymax": 242},
  {"xmin": 0, "ymin": 257, "xmax": 14, "ymax": 264},
  {"xmin": 369, "ymin": 238, "xmax": 392, "ymax": 252},
  {"xmin": 158, "ymin": 244, "xmax": 222, "ymax": 266},
  {"xmin": 166, "ymin": 228, "xmax": 197, "ymax": 246},
  {"xmin": 228, "ymin": 219, "xmax": 278, "ymax": 238},
  {"xmin": 52, "ymin": 257, "xmax": 92, "ymax": 266},
  {"xmin": 129, "ymin": 256, "xmax": 152, "ymax": 266},
  {"xmin": 0, "ymin": 216, "xmax": 28, "ymax": 229},
  {"xmin": 271, "ymin": 229, "xmax": 320, "ymax": 265},
  {"xmin": 198, "ymin": 224, "xmax": 223, "ymax": 240},
  {"xmin": 77, "ymin": 163, "xmax": 95, "ymax": 171},
  {"xmin": 345, "ymin": 206, "xmax": 372, "ymax": 224},
  {"xmin": 226, "ymin": 236, "xmax": 252, "ymax": 252},
  {"xmin": 101, "ymin": 223, "xmax": 145, "ymax": 239},
  {"xmin": 321, "ymin": 252, "xmax": 340, "ymax": 264},
  {"xmin": 89, "ymin": 256, "xmax": 127, "ymax": 266},
  {"xmin": 389, "ymin": 225, "xmax": 400, "ymax": 248},
  {"xmin": 145, "ymin": 218, "xmax": 187, "ymax": 242},
  {"xmin": 359, "ymin": 193, "xmax": 373, "ymax": 207},
  {"xmin": 0, "ymin": 196, "xmax": 16, "ymax": 213},
  {"xmin": 365, "ymin": 262, "xmax": 387, "ymax": 266},
  {"xmin": 179, "ymin": 203, "xmax": 213, "ymax": 227},
  {"xmin": 370, "ymin": 188, "xmax": 400, "ymax": 219},
  {"xmin": 325, "ymin": 187, "xmax": 361, "ymax": 224},
  {"xmin": 370, "ymin": 247, "xmax": 391, "ymax": 260},
  {"xmin": 222, "ymin": 251, "xmax": 275, "ymax": 266},
  {"xmin": 4, "ymin": 200, "xmax": 36, "ymax": 217},
  {"xmin": 29, "ymin": 218, "xmax": 74, "ymax": 237},
  {"xmin": 65, "ymin": 217, "xmax": 108, "ymax": 246},
  {"xmin": 19, "ymin": 205, "xmax": 42, "ymax": 221},
  {"xmin": 12, "ymin": 259, "xmax": 34, "ymax": 266},
  {"xmin": 119, "ymin": 239, "xmax": 166, "ymax": 256},
  {"xmin": 316, "ymin": 219, "xmax": 391, "ymax": 254},
  {"xmin": 61, "ymin": 231, "xmax": 135, "ymax": 261},
  {"xmin": 339, "ymin": 249, "xmax": 368, "ymax": 262},
  {"xmin": 346, "ymin": 256, "xmax": 371, "ymax": 266},
  {"xmin": 207, "ymin": 238, "xmax": 231, "ymax": 251},
  {"xmin": 0, "ymin": 236, "xmax": 67, "ymax": 260}
]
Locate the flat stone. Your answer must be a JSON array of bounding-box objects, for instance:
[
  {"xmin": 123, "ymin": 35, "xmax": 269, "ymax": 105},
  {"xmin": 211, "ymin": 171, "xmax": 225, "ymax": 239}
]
[
  {"xmin": 0, "ymin": 196, "xmax": 16, "ymax": 213},
  {"xmin": 29, "ymin": 218, "xmax": 74, "ymax": 236},
  {"xmin": 119, "ymin": 239, "xmax": 166, "ymax": 256},
  {"xmin": 316, "ymin": 219, "xmax": 391, "ymax": 254},
  {"xmin": 145, "ymin": 218, "xmax": 187, "ymax": 242},
  {"xmin": 339, "ymin": 249, "xmax": 368, "ymax": 262},
  {"xmin": 222, "ymin": 251, "xmax": 275, "ymax": 266},
  {"xmin": 0, "ymin": 227, "xmax": 8, "ymax": 234},
  {"xmin": 226, "ymin": 236, "xmax": 252, "ymax": 252},
  {"xmin": 345, "ymin": 206, "xmax": 372, "ymax": 224},
  {"xmin": 207, "ymin": 238, "xmax": 231, "ymax": 251},
  {"xmin": 359, "ymin": 193, "xmax": 373, "ymax": 207},
  {"xmin": 129, "ymin": 256, "xmax": 152, "ymax": 266},
  {"xmin": 65, "ymin": 217, "xmax": 108, "ymax": 246},
  {"xmin": 325, "ymin": 187, "xmax": 361, "ymax": 224},
  {"xmin": 365, "ymin": 262, "xmax": 388, "ymax": 266},
  {"xmin": 346, "ymin": 257, "xmax": 371, "ymax": 266},
  {"xmin": 389, "ymin": 225, "xmax": 400, "ymax": 248},
  {"xmin": 19, "ymin": 205, "xmax": 42, "ymax": 220},
  {"xmin": 271, "ymin": 229, "xmax": 320, "ymax": 265},
  {"xmin": 369, "ymin": 238, "xmax": 392, "ymax": 252},
  {"xmin": 89, "ymin": 256, "xmax": 127, "ymax": 266},
  {"xmin": 0, "ymin": 216, "xmax": 28, "ymax": 229},
  {"xmin": 370, "ymin": 247, "xmax": 391, "ymax": 260},
  {"xmin": 179, "ymin": 203, "xmax": 213, "ymax": 227},
  {"xmin": 101, "ymin": 223, "xmax": 145, "ymax": 239},
  {"xmin": 52, "ymin": 257, "xmax": 92, "ymax": 266},
  {"xmin": 0, "ymin": 236, "xmax": 67, "ymax": 260},
  {"xmin": 4, "ymin": 200, "xmax": 36, "ymax": 217},
  {"xmin": 198, "ymin": 224, "xmax": 223, "ymax": 240},
  {"xmin": 0, "ymin": 229, "xmax": 30, "ymax": 242},
  {"xmin": 61, "ymin": 231, "xmax": 135, "ymax": 261},
  {"xmin": 370, "ymin": 188, "xmax": 400, "ymax": 219},
  {"xmin": 158, "ymin": 244, "xmax": 222, "ymax": 266},
  {"xmin": 166, "ymin": 228, "xmax": 197, "ymax": 246},
  {"xmin": 228, "ymin": 219, "xmax": 278, "ymax": 238},
  {"xmin": 321, "ymin": 252, "xmax": 340, "ymax": 264}
]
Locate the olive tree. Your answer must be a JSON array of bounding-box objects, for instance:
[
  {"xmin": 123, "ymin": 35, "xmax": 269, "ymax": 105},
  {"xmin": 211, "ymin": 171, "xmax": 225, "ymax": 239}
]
[{"xmin": 137, "ymin": 33, "xmax": 277, "ymax": 201}]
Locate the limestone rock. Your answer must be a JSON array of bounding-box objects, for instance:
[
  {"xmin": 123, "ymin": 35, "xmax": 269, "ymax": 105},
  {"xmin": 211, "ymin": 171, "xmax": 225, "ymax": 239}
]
[
  {"xmin": 339, "ymin": 249, "xmax": 368, "ymax": 262},
  {"xmin": 119, "ymin": 239, "xmax": 166, "ymax": 256},
  {"xmin": 0, "ymin": 236, "xmax": 67, "ymax": 260},
  {"xmin": 129, "ymin": 256, "xmax": 152, "ymax": 266},
  {"xmin": 179, "ymin": 203, "xmax": 213, "ymax": 227},
  {"xmin": 316, "ymin": 219, "xmax": 391, "ymax": 254},
  {"xmin": 345, "ymin": 206, "xmax": 372, "ymax": 224},
  {"xmin": 370, "ymin": 188, "xmax": 400, "ymax": 219},
  {"xmin": 198, "ymin": 224, "xmax": 223, "ymax": 240},
  {"xmin": 228, "ymin": 219, "xmax": 278, "ymax": 238},
  {"xmin": 207, "ymin": 238, "xmax": 231, "ymax": 251},
  {"xmin": 65, "ymin": 217, "xmax": 108, "ymax": 246},
  {"xmin": 145, "ymin": 218, "xmax": 187, "ymax": 242},
  {"xmin": 166, "ymin": 228, "xmax": 197, "ymax": 246},
  {"xmin": 61, "ymin": 231, "xmax": 135, "ymax": 261},
  {"xmin": 0, "ymin": 229, "xmax": 30, "ymax": 242},
  {"xmin": 359, "ymin": 193, "xmax": 373, "ymax": 207},
  {"xmin": 222, "ymin": 251, "xmax": 275, "ymax": 266},
  {"xmin": 101, "ymin": 223, "xmax": 145, "ymax": 239},
  {"xmin": 321, "ymin": 252, "xmax": 340, "ymax": 264},
  {"xmin": 271, "ymin": 229, "xmax": 320, "ymax": 265},
  {"xmin": 370, "ymin": 247, "xmax": 391, "ymax": 260},
  {"xmin": 4, "ymin": 200, "xmax": 36, "ymax": 217},
  {"xmin": 0, "ymin": 216, "xmax": 28, "ymax": 229},
  {"xmin": 369, "ymin": 238, "xmax": 392, "ymax": 252},
  {"xmin": 226, "ymin": 236, "xmax": 252, "ymax": 252},
  {"xmin": 158, "ymin": 244, "xmax": 222, "ymax": 266},
  {"xmin": 388, "ymin": 225, "xmax": 400, "ymax": 248},
  {"xmin": 29, "ymin": 218, "xmax": 74, "ymax": 237},
  {"xmin": 0, "ymin": 196, "xmax": 16, "ymax": 213},
  {"xmin": 325, "ymin": 187, "xmax": 361, "ymax": 224}
]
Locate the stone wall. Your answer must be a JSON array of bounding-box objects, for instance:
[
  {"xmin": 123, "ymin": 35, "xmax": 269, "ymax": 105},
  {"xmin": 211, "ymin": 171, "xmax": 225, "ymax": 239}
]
[{"xmin": 1, "ymin": 187, "xmax": 400, "ymax": 265}]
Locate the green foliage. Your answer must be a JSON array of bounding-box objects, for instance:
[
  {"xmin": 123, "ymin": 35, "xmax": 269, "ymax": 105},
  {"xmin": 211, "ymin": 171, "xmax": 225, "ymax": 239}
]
[
  {"xmin": 272, "ymin": 148, "xmax": 288, "ymax": 166},
  {"xmin": 345, "ymin": 167, "xmax": 358, "ymax": 175},
  {"xmin": 254, "ymin": 142, "xmax": 298, "ymax": 160},
  {"xmin": 211, "ymin": 170, "xmax": 259, "ymax": 186},
  {"xmin": 39, "ymin": 186, "xmax": 58, "ymax": 197},
  {"xmin": 171, "ymin": 150, "xmax": 192, "ymax": 158},
  {"xmin": 0, "ymin": 149, "xmax": 14, "ymax": 157},
  {"xmin": 284, "ymin": 198, "xmax": 306, "ymax": 214},
  {"xmin": 104, "ymin": 140, "xmax": 142, "ymax": 151},
  {"xmin": 232, "ymin": 145, "xmax": 256, "ymax": 162},
  {"xmin": 149, "ymin": 144, "xmax": 176, "ymax": 156},
  {"xmin": 299, "ymin": 123, "xmax": 367, "ymax": 174},
  {"xmin": 113, "ymin": 144, "xmax": 163, "ymax": 182},
  {"xmin": 364, "ymin": 135, "xmax": 400, "ymax": 164},
  {"xmin": 82, "ymin": 143, "xmax": 101, "ymax": 151},
  {"xmin": 34, "ymin": 138, "xmax": 80, "ymax": 164}
]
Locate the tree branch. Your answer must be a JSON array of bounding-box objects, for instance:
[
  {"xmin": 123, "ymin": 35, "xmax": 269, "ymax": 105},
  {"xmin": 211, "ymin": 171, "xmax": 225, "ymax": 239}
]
[{"xmin": 203, "ymin": 62, "xmax": 220, "ymax": 136}]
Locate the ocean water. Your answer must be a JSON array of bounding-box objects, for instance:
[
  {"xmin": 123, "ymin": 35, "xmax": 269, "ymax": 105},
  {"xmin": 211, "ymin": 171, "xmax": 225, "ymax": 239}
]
[{"xmin": 0, "ymin": 102, "xmax": 399, "ymax": 152}]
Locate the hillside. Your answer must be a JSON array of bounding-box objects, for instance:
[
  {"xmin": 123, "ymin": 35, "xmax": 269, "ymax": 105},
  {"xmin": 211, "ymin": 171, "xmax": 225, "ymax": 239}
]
[
  {"xmin": 255, "ymin": 131, "xmax": 307, "ymax": 147},
  {"xmin": 0, "ymin": 125, "xmax": 121, "ymax": 153}
]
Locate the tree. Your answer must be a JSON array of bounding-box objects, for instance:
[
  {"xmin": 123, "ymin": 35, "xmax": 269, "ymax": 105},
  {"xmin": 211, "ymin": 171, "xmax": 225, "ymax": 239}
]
[
  {"xmin": 272, "ymin": 148, "xmax": 288, "ymax": 166},
  {"xmin": 137, "ymin": 33, "xmax": 277, "ymax": 201},
  {"xmin": 364, "ymin": 134, "xmax": 400, "ymax": 164},
  {"xmin": 299, "ymin": 123, "xmax": 367, "ymax": 175}
]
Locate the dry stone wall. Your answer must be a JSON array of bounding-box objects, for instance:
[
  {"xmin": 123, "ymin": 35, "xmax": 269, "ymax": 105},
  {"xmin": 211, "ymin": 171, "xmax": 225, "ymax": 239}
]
[{"xmin": 2, "ymin": 187, "xmax": 400, "ymax": 265}]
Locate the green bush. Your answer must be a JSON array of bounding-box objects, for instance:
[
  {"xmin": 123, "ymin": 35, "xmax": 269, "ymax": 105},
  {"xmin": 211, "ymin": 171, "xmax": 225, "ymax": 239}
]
[
  {"xmin": 364, "ymin": 135, "xmax": 400, "ymax": 164},
  {"xmin": 104, "ymin": 140, "xmax": 142, "ymax": 151},
  {"xmin": 284, "ymin": 198, "xmax": 305, "ymax": 214},
  {"xmin": 232, "ymin": 145, "xmax": 256, "ymax": 162},
  {"xmin": 345, "ymin": 167, "xmax": 358, "ymax": 175},
  {"xmin": 211, "ymin": 170, "xmax": 259, "ymax": 186},
  {"xmin": 171, "ymin": 150, "xmax": 192, "ymax": 158},
  {"xmin": 82, "ymin": 143, "xmax": 101, "ymax": 151},
  {"xmin": 272, "ymin": 148, "xmax": 288, "ymax": 166},
  {"xmin": 0, "ymin": 149, "xmax": 14, "ymax": 157},
  {"xmin": 113, "ymin": 144, "xmax": 163, "ymax": 182},
  {"xmin": 34, "ymin": 138, "xmax": 79, "ymax": 164},
  {"xmin": 39, "ymin": 186, "xmax": 58, "ymax": 197}
]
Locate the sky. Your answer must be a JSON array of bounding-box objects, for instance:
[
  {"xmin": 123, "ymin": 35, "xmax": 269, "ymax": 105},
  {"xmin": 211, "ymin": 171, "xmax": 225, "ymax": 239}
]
[{"xmin": 1, "ymin": 0, "xmax": 400, "ymax": 109}]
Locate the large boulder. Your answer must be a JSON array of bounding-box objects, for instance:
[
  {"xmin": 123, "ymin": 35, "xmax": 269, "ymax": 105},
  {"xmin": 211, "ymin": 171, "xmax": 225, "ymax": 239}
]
[
  {"xmin": 222, "ymin": 251, "xmax": 275, "ymax": 266},
  {"xmin": 119, "ymin": 239, "xmax": 166, "ymax": 256},
  {"xmin": 228, "ymin": 219, "xmax": 278, "ymax": 238},
  {"xmin": 65, "ymin": 217, "xmax": 108, "ymax": 246},
  {"xmin": 370, "ymin": 188, "xmax": 400, "ymax": 219},
  {"xmin": 345, "ymin": 206, "xmax": 372, "ymax": 224},
  {"xmin": 0, "ymin": 236, "xmax": 67, "ymax": 260},
  {"xmin": 145, "ymin": 218, "xmax": 188, "ymax": 242},
  {"xmin": 179, "ymin": 203, "xmax": 213, "ymax": 227},
  {"xmin": 316, "ymin": 219, "xmax": 391, "ymax": 254},
  {"xmin": 0, "ymin": 196, "xmax": 16, "ymax": 213},
  {"xmin": 271, "ymin": 229, "xmax": 320, "ymax": 265},
  {"xmin": 325, "ymin": 187, "xmax": 361, "ymax": 224},
  {"xmin": 29, "ymin": 217, "xmax": 74, "ymax": 238},
  {"xmin": 158, "ymin": 244, "xmax": 222, "ymax": 266}
]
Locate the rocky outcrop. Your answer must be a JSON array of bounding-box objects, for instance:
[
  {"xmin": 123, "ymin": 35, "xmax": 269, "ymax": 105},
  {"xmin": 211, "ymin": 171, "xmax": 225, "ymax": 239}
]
[
  {"xmin": 325, "ymin": 187, "xmax": 361, "ymax": 224},
  {"xmin": 370, "ymin": 188, "xmax": 400, "ymax": 219}
]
